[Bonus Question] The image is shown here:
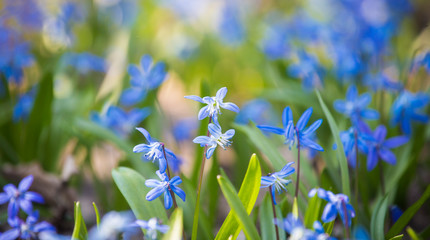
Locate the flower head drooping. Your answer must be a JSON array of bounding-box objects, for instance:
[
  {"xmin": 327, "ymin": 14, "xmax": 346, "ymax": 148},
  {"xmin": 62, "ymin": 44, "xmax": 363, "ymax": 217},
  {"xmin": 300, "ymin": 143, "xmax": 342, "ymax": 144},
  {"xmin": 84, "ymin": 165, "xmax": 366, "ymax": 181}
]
[
  {"xmin": 193, "ymin": 123, "xmax": 235, "ymax": 159},
  {"xmin": 133, "ymin": 128, "xmax": 180, "ymax": 173},
  {"xmin": 360, "ymin": 124, "xmax": 409, "ymax": 171},
  {"xmin": 120, "ymin": 55, "xmax": 168, "ymax": 106},
  {"xmin": 145, "ymin": 171, "xmax": 186, "ymax": 210},
  {"xmin": 1, "ymin": 211, "xmax": 55, "ymax": 240},
  {"xmin": 0, "ymin": 175, "xmax": 44, "ymax": 219},
  {"xmin": 309, "ymin": 188, "xmax": 355, "ymax": 227},
  {"xmin": 334, "ymin": 85, "xmax": 379, "ymax": 124},
  {"xmin": 260, "ymin": 162, "xmax": 295, "ymax": 205},
  {"xmin": 130, "ymin": 218, "xmax": 169, "ymax": 240},
  {"xmin": 390, "ymin": 90, "xmax": 429, "ymax": 135},
  {"xmin": 185, "ymin": 87, "xmax": 240, "ymax": 124},
  {"xmin": 258, "ymin": 107, "xmax": 324, "ymax": 152}
]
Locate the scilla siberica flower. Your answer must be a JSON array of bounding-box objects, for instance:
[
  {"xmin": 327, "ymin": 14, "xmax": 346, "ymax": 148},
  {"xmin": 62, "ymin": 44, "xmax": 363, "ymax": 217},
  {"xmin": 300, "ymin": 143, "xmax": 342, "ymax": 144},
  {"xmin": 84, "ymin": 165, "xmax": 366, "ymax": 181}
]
[
  {"xmin": 333, "ymin": 85, "xmax": 379, "ymax": 124},
  {"xmin": 145, "ymin": 170, "xmax": 185, "ymax": 210},
  {"xmin": 120, "ymin": 55, "xmax": 168, "ymax": 106},
  {"xmin": 0, "ymin": 175, "xmax": 44, "ymax": 219},
  {"xmin": 1, "ymin": 211, "xmax": 55, "ymax": 240},
  {"xmin": 275, "ymin": 214, "xmax": 334, "ymax": 240},
  {"xmin": 260, "ymin": 162, "xmax": 295, "ymax": 205},
  {"xmin": 88, "ymin": 211, "xmax": 137, "ymax": 240},
  {"xmin": 193, "ymin": 123, "xmax": 235, "ymax": 159},
  {"xmin": 129, "ymin": 218, "xmax": 169, "ymax": 240},
  {"xmin": 185, "ymin": 87, "xmax": 240, "ymax": 124},
  {"xmin": 390, "ymin": 90, "xmax": 429, "ymax": 135},
  {"xmin": 339, "ymin": 123, "xmax": 374, "ymax": 168},
  {"xmin": 133, "ymin": 128, "xmax": 179, "ymax": 173},
  {"xmin": 258, "ymin": 107, "xmax": 324, "ymax": 152},
  {"xmin": 360, "ymin": 124, "xmax": 409, "ymax": 171},
  {"xmin": 309, "ymin": 188, "xmax": 355, "ymax": 226}
]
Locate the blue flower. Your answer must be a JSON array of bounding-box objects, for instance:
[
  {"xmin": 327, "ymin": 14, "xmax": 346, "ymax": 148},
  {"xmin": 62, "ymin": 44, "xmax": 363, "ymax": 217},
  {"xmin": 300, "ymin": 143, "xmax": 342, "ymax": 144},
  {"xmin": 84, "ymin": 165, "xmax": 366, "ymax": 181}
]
[
  {"xmin": 91, "ymin": 106, "xmax": 151, "ymax": 138},
  {"xmin": 145, "ymin": 171, "xmax": 186, "ymax": 210},
  {"xmin": 235, "ymin": 99, "xmax": 277, "ymax": 126},
  {"xmin": 260, "ymin": 162, "xmax": 295, "ymax": 205},
  {"xmin": 185, "ymin": 87, "xmax": 240, "ymax": 124},
  {"xmin": 309, "ymin": 188, "xmax": 355, "ymax": 226},
  {"xmin": 275, "ymin": 214, "xmax": 317, "ymax": 240},
  {"xmin": 3, "ymin": 0, "xmax": 45, "ymax": 31},
  {"xmin": 287, "ymin": 50, "xmax": 324, "ymax": 90},
  {"xmin": 172, "ymin": 118, "xmax": 197, "ymax": 143},
  {"xmin": 130, "ymin": 218, "xmax": 169, "ymax": 240},
  {"xmin": 193, "ymin": 123, "xmax": 235, "ymax": 159},
  {"xmin": 133, "ymin": 128, "xmax": 180, "ymax": 173},
  {"xmin": 258, "ymin": 107, "xmax": 324, "ymax": 151},
  {"xmin": 218, "ymin": 3, "xmax": 245, "ymax": 46},
  {"xmin": 1, "ymin": 211, "xmax": 55, "ymax": 240},
  {"xmin": 363, "ymin": 72, "xmax": 403, "ymax": 92},
  {"xmin": 390, "ymin": 205, "xmax": 403, "ymax": 223},
  {"xmin": 0, "ymin": 175, "xmax": 44, "ymax": 219},
  {"xmin": 361, "ymin": 124, "xmax": 409, "ymax": 171},
  {"xmin": 120, "ymin": 55, "xmax": 168, "ymax": 106},
  {"xmin": 390, "ymin": 90, "xmax": 430, "ymax": 135},
  {"xmin": 88, "ymin": 211, "xmax": 137, "ymax": 240},
  {"xmin": 260, "ymin": 17, "xmax": 290, "ymax": 60},
  {"xmin": 13, "ymin": 87, "xmax": 37, "ymax": 123},
  {"xmin": 63, "ymin": 52, "xmax": 106, "ymax": 74},
  {"xmin": 339, "ymin": 123, "xmax": 375, "ymax": 168},
  {"xmin": 334, "ymin": 85, "xmax": 379, "ymax": 123}
]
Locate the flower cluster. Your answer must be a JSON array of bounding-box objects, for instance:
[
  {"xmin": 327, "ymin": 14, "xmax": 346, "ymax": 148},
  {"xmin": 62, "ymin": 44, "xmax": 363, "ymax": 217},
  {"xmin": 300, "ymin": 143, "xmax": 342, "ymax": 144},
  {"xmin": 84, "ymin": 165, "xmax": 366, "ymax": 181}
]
[{"xmin": 0, "ymin": 175, "xmax": 56, "ymax": 240}]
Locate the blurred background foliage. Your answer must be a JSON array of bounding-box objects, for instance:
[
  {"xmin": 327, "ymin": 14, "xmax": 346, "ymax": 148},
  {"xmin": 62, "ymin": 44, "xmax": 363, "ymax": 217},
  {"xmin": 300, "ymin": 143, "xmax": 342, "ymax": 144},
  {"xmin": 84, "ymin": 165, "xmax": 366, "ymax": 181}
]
[{"xmin": 0, "ymin": 0, "xmax": 430, "ymax": 238}]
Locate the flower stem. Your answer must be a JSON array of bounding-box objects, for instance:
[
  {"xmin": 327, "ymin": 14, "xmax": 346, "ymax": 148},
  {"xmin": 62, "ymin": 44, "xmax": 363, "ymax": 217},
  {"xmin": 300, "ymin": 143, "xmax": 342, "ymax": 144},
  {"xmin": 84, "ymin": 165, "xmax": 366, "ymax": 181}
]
[
  {"xmin": 269, "ymin": 186, "xmax": 280, "ymax": 240},
  {"xmin": 295, "ymin": 130, "xmax": 301, "ymax": 201},
  {"xmin": 342, "ymin": 200, "xmax": 350, "ymax": 239},
  {"xmin": 354, "ymin": 129, "xmax": 359, "ymax": 207},
  {"xmin": 192, "ymin": 117, "xmax": 212, "ymax": 240}
]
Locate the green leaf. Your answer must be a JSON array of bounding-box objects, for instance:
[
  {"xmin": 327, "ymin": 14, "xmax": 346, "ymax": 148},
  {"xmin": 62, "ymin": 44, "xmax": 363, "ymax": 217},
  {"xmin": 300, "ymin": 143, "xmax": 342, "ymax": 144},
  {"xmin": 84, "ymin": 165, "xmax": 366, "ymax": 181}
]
[
  {"xmin": 292, "ymin": 197, "xmax": 299, "ymax": 219},
  {"xmin": 304, "ymin": 193, "xmax": 323, "ymax": 228},
  {"xmin": 163, "ymin": 208, "xmax": 184, "ymax": 240},
  {"xmin": 259, "ymin": 195, "xmax": 276, "ymax": 240},
  {"xmin": 389, "ymin": 235, "xmax": 404, "ymax": 240},
  {"xmin": 323, "ymin": 221, "xmax": 334, "ymax": 235},
  {"xmin": 72, "ymin": 202, "xmax": 88, "ymax": 240},
  {"xmin": 386, "ymin": 185, "xmax": 430, "ymax": 239},
  {"xmin": 371, "ymin": 193, "xmax": 390, "ymax": 240},
  {"xmin": 216, "ymin": 154, "xmax": 261, "ymax": 240},
  {"xmin": 407, "ymin": 227, "xmax": 421, "ymax": 240},
  {"xmin": 316, "ymin": 90, "xmax": 351, "ymax": 197},
  {"xmin": 217, "ymin": 173, "xmax": 261, "ymax": 240},
  {"xmin": 92, "ymin": 202, "xmax": 100, "ymax": 228},
  {"xmin": 112, "ymin": 167, "xmax": 168, "ymax": 223}
]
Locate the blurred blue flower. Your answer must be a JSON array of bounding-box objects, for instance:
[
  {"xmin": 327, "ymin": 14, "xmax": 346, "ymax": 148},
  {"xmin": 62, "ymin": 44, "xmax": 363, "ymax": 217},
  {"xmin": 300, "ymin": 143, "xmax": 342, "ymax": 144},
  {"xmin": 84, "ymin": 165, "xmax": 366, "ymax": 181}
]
[
  {"xmin": 258, "ymin": 107, "xmax": 324, "ymax": 152},
  {"xmin": 218, "ymin": 3, "xmax": 245, "ymax": 46},
  {"xmin": 129, "ymin": 218, "xmax": 169, "ymax": 240},
  {"xmin": 339, "ymin": 123, "xmax": 375, "ymax": 168},
  {"xmin": 275, "ymin": 214, "xmax": 318, "ymax": 240},
  {"xmin": 0, "ymin": 175, "xmax": 44, "ymax": 219},
  {"xmin": 172, "ymin": 118, "xmax": 197, "ymax": 143},
  {"xmin": 313, "ymin": 221, "xmax": 336, "ymax": 240},
  {"xmin": 121, "ymin": 55, "xmax": 168, "ymax": 106},
  {"xmin": 288, "ymin": 50, "xmax": 324, "ymax": 90},
  {"xmin": 88, "ymin": 211, "xmax": 137, "ymax": 240},
  {"xmin": 390, "ymin": 205, "xmax": 403, "ymax": 223},
  {"xmin": 185, "ymin": 87, "xmax": 239, "ymax": 124},
  {"xmin": 91, "ymin": 106, "xmax": 150, "ymax": 138},
  {"xmin": 363, "ymin": 72, "xmax": 403, "ymax": 92},
  {"xmin": 193, "ymin": 123, "xmax": 235, "ymax": 159},
  {"xmin": 390, "ymin": 90, "xmax": 430, "ymax": 135},
  {"xmin": 235, "ymin": 99, "xmax": 277, "ymax": 126},
  {"xmin": 1, "ymin": 211, "xmax": 55, "ymax": 240},
  {"xmin": 96, "ymin": 0, "xmax": 138, "ymax": 28},
  {"xmin": 329, "ymin": 44, "xmax": 362, "ymax": 81},
  {"xmin": 360, "ymin": 124, "xmax": 408, "ymax": 171},
  {"xmin": 133, "ymin": 127, "xmax": 180, "ymax": 173},
  {"xmin": 145, "ymin": 170, "xmax": 185, "ymax": 209},
  {"xmin": 13, "ymin": 87, "xmax": 37, "ymax": 122},
  {"xmin": 260, "ymin": 17, "xmax": 290, "ymax": 60},
  {"xmin": 260, "ymin": 162, "xmax": 295, "ymax": 205},
  {"xmin": 0, "ymin": 26, "xmax": 34, "ymax": 84},
  {"xmin": 353, "ymin": 225, "xmax": 370, "ymax": 240},
  {"xmin": 334, "ymin": 85, "xmax": 379, "ymax": 123},
  {"xmin": 309, "ymin": 188, "xmax": 355, "ymax": 226},
  {"xmin": 63, "ymin": 52, "xmax": 106, "ymax": 74},
  {"xmin": 3, "ymin": 0, "xmax": 45, "ymax": 31}
]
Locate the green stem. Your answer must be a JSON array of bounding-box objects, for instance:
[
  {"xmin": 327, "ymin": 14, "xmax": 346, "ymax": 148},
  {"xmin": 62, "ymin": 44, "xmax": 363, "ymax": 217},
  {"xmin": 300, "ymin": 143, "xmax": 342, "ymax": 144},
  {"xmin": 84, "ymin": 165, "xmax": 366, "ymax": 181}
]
[
  {"xmin": 191, "ymin": 117, "xmax": 212, "ymax": 240},
  {"xmin": 269, "ymin": 185, "xmax": 280, "ymax": 240}
]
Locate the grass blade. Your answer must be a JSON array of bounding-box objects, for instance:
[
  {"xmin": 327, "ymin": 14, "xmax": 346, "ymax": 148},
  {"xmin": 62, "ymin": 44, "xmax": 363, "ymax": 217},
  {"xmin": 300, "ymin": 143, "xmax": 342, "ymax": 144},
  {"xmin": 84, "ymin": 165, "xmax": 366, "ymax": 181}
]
[
  {"xmin": 72, "ymin": 201, "xmax": 88, "ymax": 240},
  {"xmin": 371, "ymin": 193, "xmax": 390, "ymax": 240}
]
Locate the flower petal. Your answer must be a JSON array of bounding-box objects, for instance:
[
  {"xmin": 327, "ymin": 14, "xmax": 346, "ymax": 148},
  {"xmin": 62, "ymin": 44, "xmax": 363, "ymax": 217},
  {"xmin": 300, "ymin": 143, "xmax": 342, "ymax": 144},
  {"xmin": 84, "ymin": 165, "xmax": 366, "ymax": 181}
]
[
  {"xmin": 146, "ymin": 186, "xmax": 166, "ymax": 201},
  {"xmin": 198, "ymin": 106, "xmax": 209, "ymax": 120},
  {"xmin": 136, "ymin": 127, "xmax": 152, "ymax": 142},
  {"xmin": 379, "ymin": 148, "xmax": 396, "ymax": 165},
  {"xmin": 301, "ymin": 138, "xmax": 324, "ymax": 152},
  {"xmin": 18, "ymin": 175, "xmax": 33, "ymax": 192},
  {"xmin": 297, "ymin": 107, "xmax": 313, "ymax": 131},
  {"xmin": 321, "ymin": 203, "xmax": 337, "ymax": 223},
  {"xmin": 193, "ymin": 136, "xmax": 211, "ymax": 146},
  {"xmin": 170, "ymin": 176, "xmax": 182, "ymax": 186},
  {"xmin": 216, "ymin": 87, "xmax": 227, "ymax": 100},
  {"xmin": 224, "ymin": 129, "xmax": 235, "ymax": 139},
  {"xmin": 302, "ymin": 119, "xmax": 322, "ymax": 136},
  {"xmin": 257, "ymin": 125, "xmax": 284, "ymax": 135},
  {"xmin": 383, "ymin": 136, "xmax": 409, "ymax": 148},
  {"xmin": 220, "ymin": 102, "xmax": 240, "ymax": 113},
  {"xmin": 374, "ymin": 125, "xmax": 387, "ymax": 142},
  {"xmin": 206, "ymin": 146, "xmax": 216, "ymax": 159},
  {"xmin": 184, "ymin": 95, "xmax": 204, "ymax": 103},
  {"xmin": 366, "ymin": 147, "xmax": 378, "ymax": 171},
  {"xmin": 164, "ymin": 191, "xmax": 173, "ymax": 209},
  {"xmin": 171, "ymin": 185, "xmax": 186, "ymax": 202},
  {"xmin": 282, "ymin": 106, "xmax": 293, "ymax": 127},
  {"xmin": 145, "ymin": 179, "xmax": 162, "ymax": 188},
  {"xmin": 208, "ymin": 123, "xmax": 222, "ymax": 138},
  {"xmin": 25, "ymin": 192, "xmax": 44, "ymax": 203}
]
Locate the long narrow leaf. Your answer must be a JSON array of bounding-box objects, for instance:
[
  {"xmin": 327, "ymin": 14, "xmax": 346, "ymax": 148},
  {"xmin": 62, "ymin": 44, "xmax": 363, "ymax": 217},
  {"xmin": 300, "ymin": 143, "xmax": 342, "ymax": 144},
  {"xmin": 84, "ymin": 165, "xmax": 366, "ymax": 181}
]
[
  {"xmin": 72, "ymin": 202, "xmax": 88, "ymax": 240},
  {"xmin": 163, "ymin": 208, "xmax": 184, "ymax": 240},
  {"xmin": 371, "ymin": 193, "xmax": 390, "ymax": 240}
]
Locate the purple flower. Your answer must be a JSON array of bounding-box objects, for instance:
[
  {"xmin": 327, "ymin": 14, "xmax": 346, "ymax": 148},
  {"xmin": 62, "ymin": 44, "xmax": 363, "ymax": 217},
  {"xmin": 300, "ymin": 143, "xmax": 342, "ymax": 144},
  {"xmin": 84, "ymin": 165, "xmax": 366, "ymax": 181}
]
[
  {"xmin": 1, "ymin": 211, "xmax": 55, "ymax": 240},
  {"xmin": 260, "ymin": 162, "xmax": 295, "ymax": 205},
  {"xmin": 133, "ymin": 128, "xmax": 180, "ymax": 173},
  {"xmin": 0, "ymin": 175, "xmax": 44, "ymax": 219},
  {"xmin": 145, "ymin": 171, "xmax": 185, "ymax": 210},
  {"xmin": 361, "ymin": 124, "xmax": 409, "ymax": 171},
  {"xmin": 309, "ymin": 188, "xmax": 355, "ymax": 226},
  {"xmin": 193, "ymin": 123, "xmax": 235, "ymax": 159},
  {"xmin": 334, "ymin": 85, "xmax": 379, "ymax": 123},
  {"xmin": 185, "ymin": 87, "xmax": 239, "ymax": 124},
  {"xmin": 258, "ymin": 107, "xmax": 324, "ymax": 152}
]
